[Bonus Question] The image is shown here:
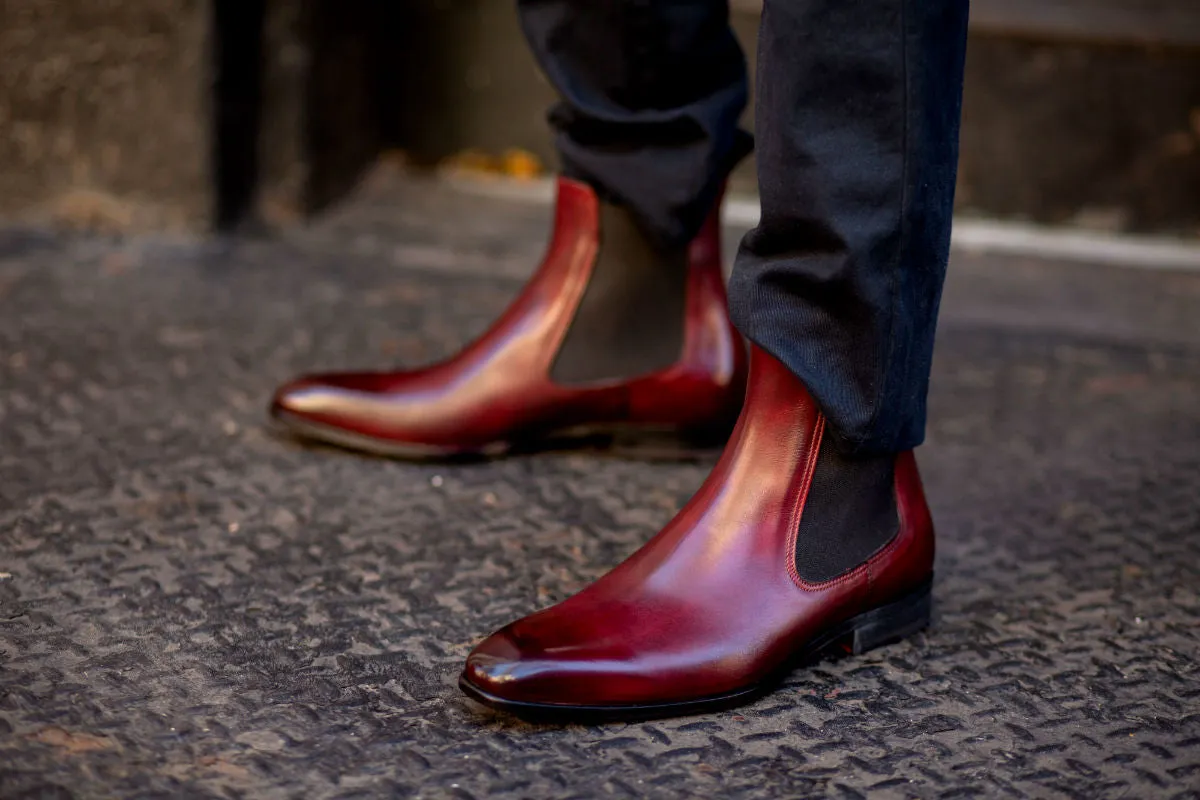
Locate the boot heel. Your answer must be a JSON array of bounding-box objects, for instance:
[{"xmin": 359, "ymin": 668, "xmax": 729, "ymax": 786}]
[{"xmin": 847, "ymin": 578, "xmax": 932, "ymax": 655}]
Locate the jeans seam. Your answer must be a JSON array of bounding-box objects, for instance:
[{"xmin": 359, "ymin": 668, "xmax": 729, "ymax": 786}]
[{"xmin": 855, "ymin": 0, "xmax": 911, "ymax": 455}]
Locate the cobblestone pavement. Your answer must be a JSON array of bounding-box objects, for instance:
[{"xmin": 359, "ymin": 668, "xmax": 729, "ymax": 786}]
[{"xmin": 2, "ymin": 176, "xmax": 1199, "ymax": 799}]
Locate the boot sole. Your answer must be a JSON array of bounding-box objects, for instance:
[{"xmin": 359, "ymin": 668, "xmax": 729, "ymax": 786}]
[
  {"xmin": 271, "ymin": 410, "xmax": 510, "ymax": 460},
  {"xmin": 458, "ymin": 577, "xmax": 933, "ymax": 724},
  {"xmin": 271, "ymin": 409, "xmax": 730, "ymax": 462}
]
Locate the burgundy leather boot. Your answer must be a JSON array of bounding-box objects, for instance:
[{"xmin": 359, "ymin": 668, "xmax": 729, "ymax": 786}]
[
  {"xmin": 270, "ymin": 178, "xmax": 747, "ymax": 458},
  {"xmin": 460, "ymin": 345, "xmax": 934, "ymax": 721}
]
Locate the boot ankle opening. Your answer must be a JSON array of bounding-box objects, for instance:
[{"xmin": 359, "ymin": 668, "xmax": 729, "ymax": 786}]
[{"xmin": 550, "ymin": 202, "xmax": 688, "ymax": 385}]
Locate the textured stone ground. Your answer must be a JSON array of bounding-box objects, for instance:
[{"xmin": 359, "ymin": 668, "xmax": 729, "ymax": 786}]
[{"xmin": 2, "ymin": 176, "xmax": 1199, "ymax": 799}]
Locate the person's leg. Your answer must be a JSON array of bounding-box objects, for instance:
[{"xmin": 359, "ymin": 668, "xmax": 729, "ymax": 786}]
[
  {"xmin": 270, "ymin": 2, "xmax": 752, "ymax": 458},
  {"xmin": 461, "ymin": 0, "xmax": 969, "ymax": 721},
  {"xmin": 518, "ymin": 0, "xmax": 752, "ymax": 250},
  {"xmin": 518, "ymin": 0, "xmax": 752, "ymax": 384},
  {"xmin": 730, "ymin": 0, "xmax": 969, "ymax": 456}
]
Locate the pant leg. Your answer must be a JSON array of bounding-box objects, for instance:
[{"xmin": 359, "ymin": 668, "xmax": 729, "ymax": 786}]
[
  {"xmin": 728, "ymin": 0, "xmax": 970, "ymax": 455},
  {"xmin": 517, "ymin": 0, "xmax": 752, "ymax": 249}
]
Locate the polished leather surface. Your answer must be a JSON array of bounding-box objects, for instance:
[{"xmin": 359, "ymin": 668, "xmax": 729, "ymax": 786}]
[
  {"xmin": 461, "ymin": 345, "xmax": 934, "ymax": 708},
  {"xmin": 271, "ymin": 178, "xmax": 747, "ymax": 454}
]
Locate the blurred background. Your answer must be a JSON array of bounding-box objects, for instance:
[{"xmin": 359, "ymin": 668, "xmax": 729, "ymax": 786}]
[{"xmin": 1, "ymin": 0, "xmax": 1198, "ymax": 237}]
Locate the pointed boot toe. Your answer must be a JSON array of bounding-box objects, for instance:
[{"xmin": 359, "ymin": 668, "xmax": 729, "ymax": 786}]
[
  {"xmin": 270, "ymin": 372, "xmax": 370, "ymax": 420},
  {"xmin": 461, "ymin": 630, "xmax": 526, "ymax": 696},
  {"xmin": 268, "ymin": 371, "xmax": 452, "ymax": 457}
]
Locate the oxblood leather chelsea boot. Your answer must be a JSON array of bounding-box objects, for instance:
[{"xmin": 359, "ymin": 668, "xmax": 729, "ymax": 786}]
[
  {"xmin": 270, "ymin": 178, "xmax": 747, "ymax": 458},
  {"xmin": 460, "ymin": 345, "xmax": 934, "ymax": 722}
]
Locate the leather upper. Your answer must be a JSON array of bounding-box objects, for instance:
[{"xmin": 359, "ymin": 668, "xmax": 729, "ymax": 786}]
[
  {"xmin": 271, "ymin": 178, "xmax": 748, "ymax": 453},
  {"xmin": 462, "ymin": 345, "xmax": 934, "ymax": 707}
]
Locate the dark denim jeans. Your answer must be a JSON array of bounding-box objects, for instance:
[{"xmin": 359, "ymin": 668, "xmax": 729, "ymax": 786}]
[{"xmin": 518, "ymin": 0, "xmax": 970, "ymax": 455}]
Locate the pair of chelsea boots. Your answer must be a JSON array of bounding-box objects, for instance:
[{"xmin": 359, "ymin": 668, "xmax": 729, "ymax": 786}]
[{"xmin": 271, "ymin": 178, "xmax": 934, "ymax": 722}]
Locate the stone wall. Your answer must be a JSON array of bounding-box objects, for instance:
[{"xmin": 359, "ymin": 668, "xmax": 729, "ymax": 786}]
[
  {"xmin": 1, "ymin": 0, "xmax": 1196, "ymax": 236},
  {"xmin": 382, "ymin": 1, "xmax": 1200, "ymax": 237},
  {"xmin": 959, "ymin": 37, "xmax": 1200, "ymax": 235},
  {"xmin": 0, "ymin": 0, "xmax": 213, "ymax": 232}
]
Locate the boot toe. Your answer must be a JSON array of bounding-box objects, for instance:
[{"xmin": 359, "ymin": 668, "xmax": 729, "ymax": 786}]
[
  {"xmin": 270, "ymin": 379, "xmax": 316, "ymax": 420},
  {"xmin": 462, "ymin": 630, "xmax": 531, "ymax": 699},
  {"xmin": 461, "ymin": 627, "xmax": 599, "ymax": 707},
  {"xmin": 272, "ymin": 377, "xmax": 339, "ymax": 420},
  {"xmin": 270, "ymin": 372, "xmax": 391, "ymax": 421},
  {"xmin": 461, "ymin": 606, "xmax": 679, "ymax": 709}
]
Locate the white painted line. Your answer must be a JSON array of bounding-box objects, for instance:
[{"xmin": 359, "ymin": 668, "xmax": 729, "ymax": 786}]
[
  {"xmin": 722, "ymin": 197, "xmax": 760, "ymax": 228},
  {"xmin": 447, "ymin": 175, "xmax": 1200, "ymax": 272},
  {"xmin": 950, "ymin": 218, "xmax": 1200, "ymax": 272}
]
